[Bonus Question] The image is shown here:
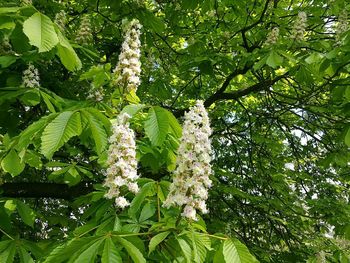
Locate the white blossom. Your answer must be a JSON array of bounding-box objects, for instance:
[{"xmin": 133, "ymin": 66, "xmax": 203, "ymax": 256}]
[
  {"xmin": 164, "ymin": 100, "xmax": 213, "ymax": 221},
  {"xmin": 291, "ymin": 12, "xmax": 307, "ymax": 41},
  {"xmin": 113, "ymin": 19, "xmax": 142, "ymax": 93},
  {"xmin": 115, "ymin": 196, "xmax": 130, "ymax": 209},
  {"xmin": 87, "ymin": 84, "xmax": 104, "ymax": 102},
  {"xmin": 22, "ymin": 63, "xmax": 40, "ymax": 88},
  {"xmin": 264, "ymin": 27, "xmax": 279, "ymax": 46},
  {"xmin": 55, "ymin": 10, "xmax": 67, "ymax": 32},
  {"xmin": 103, "ymin": 113, "xmax": 139, "ymax": 209},
  {"xmin": 335, "ymin": 11, "xmax": 348, "ymax": 45},
  {"xmin": 76, "ymin": 16, "xmax": 92, "ymax": 44}
]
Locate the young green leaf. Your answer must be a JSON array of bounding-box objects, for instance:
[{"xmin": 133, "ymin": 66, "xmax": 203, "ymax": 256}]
[
  {"xmin": 56, "ymin": 30, "xmax": 82, "ymax": 71},
  {"xmin": 177, "ymin": 238, "xmax": 192, "ymax": 263},
  {"xmin": 72, "ymin": 238, "xmax": 104, "ymax": 263},
  {"xmin": 16, "ymin": 200, "xmax": 36, "ymax": 228},
  {"xmin": 23, "ymin": 12, "xmax": 59, "ymax": 52},
  {"xmin": 41, "ymin": 111, "xmax": 82, "ymax": 159},
  {"xmin": 222, "ymin": 238, "xmax": 258, "ymax": 263},
  {"xmin": 266, "ymin": 51, "xmax": 283, "ymax": 68},
  {"xmin": 101, "ymin": 237, "xmax": 122, "ymax": 263},
  {"xmin": 144, "ymin": 106, "xmax": 170, "ymax": 146},
  {"xmin": 149, "ymin": 231, "xmax": 170, "ymax": 254},
  {"xmin": 82, "ymin": 110, "xmax": 107, "ymax": 155},
  {"xmin": 117, "ymin": 237, "xmax": 146, "ymax": 263},
  {"xmin": 1, "ymin": 149, "xmax": 25, "ymax": 176}
]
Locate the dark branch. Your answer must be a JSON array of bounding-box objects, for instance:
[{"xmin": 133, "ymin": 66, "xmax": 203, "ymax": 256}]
[
  {"xmin": 0, "ymin": 182, "xmax": 93, "ymax": 200},
  {"xmin": 205, "ymin": 73, "xmax": 288, "ymax": 106}
]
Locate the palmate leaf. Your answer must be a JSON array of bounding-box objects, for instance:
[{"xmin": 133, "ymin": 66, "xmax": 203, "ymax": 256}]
[
  {"xmin": 222, "ymin": 238, "xmax": 259, "ymax": 263},
  {"xmin": 0, "ymin": 240, "xmax": 40, "ymax": 263},
  {"xmin": 189, "ymin": 231, "xmax": 211, "ymax": 263},
  {"xmin": 16, "ymin": 200, "xmax": 36, "ymax": 228},
  {"xmin": 44, "ymin": 237, "xmax": 100, "ymax": 263},
  {"xmin": 23, "ymin": 12, "xmax": 59, "ymax": 52},
  {"xmin": 144, "ymin": 106, "xmax": 170, "ymax": 146},
  {"xmin": 101, "ymin": 237, "xmax": 122, "ymax": 263},
  {"xmin": 41, "ymin": 111, "xmax": 82, "ymax": 159},
  {"xmin": 72, "ymin": 238, "xmax": 104, "ymax": 263},
  {"xmin": 1, "ymin": 149, "xmax": 25, "ymax": 176},
  {"xmin": 116, "ymin": 237, "xmax": 146, "ymax": 263},
  {"xmin": 177, "ymin": 238, "xmax": 192, "ymax": 263},
  {"xmin": 149, "ymin": 231, "xmax": 170, "ymax": 254},
  {"xmin": 81, "ymin": 110, "xmax": 108, "ymax": 155},
  {"xmin": 56, "ymin": 29, "xmax": 82, "ymax": 71}
]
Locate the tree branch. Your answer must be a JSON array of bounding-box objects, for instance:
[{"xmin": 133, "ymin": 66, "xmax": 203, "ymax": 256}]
[
  {"xmin": 204, "ymin": 72, "xmax": 288, "ymax": 107},
  {"xmin": 0, "ymin": 182, "xmax": 93, "ymax": 200}
]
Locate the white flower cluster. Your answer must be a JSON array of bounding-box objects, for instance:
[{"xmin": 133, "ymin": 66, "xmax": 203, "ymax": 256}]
[
  {"xmin": 22, "ymin": 63, "xmax": 40, "ymax": 88},
  {"xmin": 76, "ymin": 16, "xmax": 92, "ymax": 45},
  {"xmin": 87, "ymin": 84, "xmax": 104, "ymax": 102},
  {"xmin": 103, "ymin": 113, "xmax": 139, "ymax": 209},
  {"xmin": 335, "ymin": 11, "xmax": 348, "ymax": 45},
  {"xmin": 55, "ymin": 10, "xmax": 67, "ymax": 32},
  {"xmin": 113, "ymin": 19, "xmax": 142, "ymax": 93},
  {"xmin": 164, "ymin": 100, "xmax": 213, "ymax": 221},
  {"xmin": 264, "ymin": 27, "xmax": 279, "ymax": 46},
  {"xmin": 291, "ymin": 11, "xmax": 307, "ymax": 41}
]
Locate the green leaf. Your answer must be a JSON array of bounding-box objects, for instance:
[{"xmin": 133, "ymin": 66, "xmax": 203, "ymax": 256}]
[
  {"xmin": 266, "ymin": 51, "xmax": 283, "ymax": 68},
  {"xmin": 149, "ymin": 231, "xmax": 170, "ymax": 254},
  {"xmin": 137, "ymin": 9, "xmax": 165, "ymax": 33},
  {"xmin": 117, "ymin": 237, "xmax": 146, "ymax": 263},
  {"xmin": 56, "ymin": 30, "xmax": 82, "ymax": 71},
  {"xmin": 0, "ymin": 242, "xmax": 16, "ymax": 263},
  {"xmin": 16, "ymin": 200, "xmax": 36, "ymax": 228},
  {"xmin": 41, "ymin": 111, "xmax": 82, "ymax": 159},
  {"xmin": 0, "ymin": 56, "xmax": 17, "ymax": 68},
  {"xmin": 222, "ymin": 238, "xmax": 258, "ymax": 263},
  {"xmin": 72, "ymin": 238, "xmax": 104, "ymax": 263},
  {"xmin": 189, "ymin": 231, "xmax": 210, "ymax": 263},
  {"xmin": 139, "ymin": 202, "xmax": 156, "ymax": 222},
  {"xmin": 177, "ymin": 238, "xmax": 192, "ymax": 263},
  {"xmin": 166, "ymin": 110, "xmax": 182, "ymax": 138},
  {"xmin": 17, "ymin": 115, "xmax": 56, "ymax": 150},
  {"xmin": 18, "ymin": 247, "xmax": 35, "ymax": 263},
  {"xmin": 21, "ymin": 89, "xmax": 41, "ymax": 106},
  {"xmin": 82, "ymin": 110, "xmax": 107, "ymax": 154},
  {"xmin": 44, "ymin": 237, "xmax": 98, "ymax": 263},
  {"xmin": 23, "ymin": 12, "xmax": 59, "ymax": 52},
  {"xmin": 1, "ymin": 149, "xmax": 25, "ymax": 176},
  {"xmin": 101, "ymin": 237, "xmax": 122, "ymax": 263},
  {"xmin": 144, "ymin": 106, "xmax": 170, "ymax": 146},
  {"xmin": 213, "ymin": 242, "xmax": 224, "ymax": 263},
  {"xmin": 345, "ymin": 127, "xmax": 350, "ymax": 147},
  {"xmin": 0, "ymin": 240, "xmax": 12, "ymax": 254},
  {"xmin": 129, "ymin": 181, "xmax": 155, "ymax": 216},
  {"xmin": 121, "ymin": 104, "xmax": 145, "ymax": 117}
]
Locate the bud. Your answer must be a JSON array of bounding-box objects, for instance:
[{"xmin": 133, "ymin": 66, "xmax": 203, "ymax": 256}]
[
  {"xmin": 335, "ymin": 11, "xmax": 348, "ymax": 45},
  {"xmin": 76, "ymin": 16, "xmax": 92, "ymax": 45},
  {"xmin": 291, "ymin": 12, "xmax": 307, "ymax": 41},
  {"xmin": 264, "ymin": 27, "xmax": 279, "ymax": 46},
  {"xmin": 22, "ymin": 63, "xmax": 40, "ymax": 88},
  {"xmin": 55, "ymin": 10, "xmax": 67, "ymax": 32}
]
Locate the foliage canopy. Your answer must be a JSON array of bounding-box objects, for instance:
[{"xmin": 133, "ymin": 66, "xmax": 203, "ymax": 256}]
[{"xmin": 0, "ymin": 0, "xmax": 349, "ymax": 262}]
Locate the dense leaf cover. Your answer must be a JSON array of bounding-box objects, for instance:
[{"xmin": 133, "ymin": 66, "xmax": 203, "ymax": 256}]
[{"xmin": 0, "ymin": 0, "xmax": 349, "ymax": 262}]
